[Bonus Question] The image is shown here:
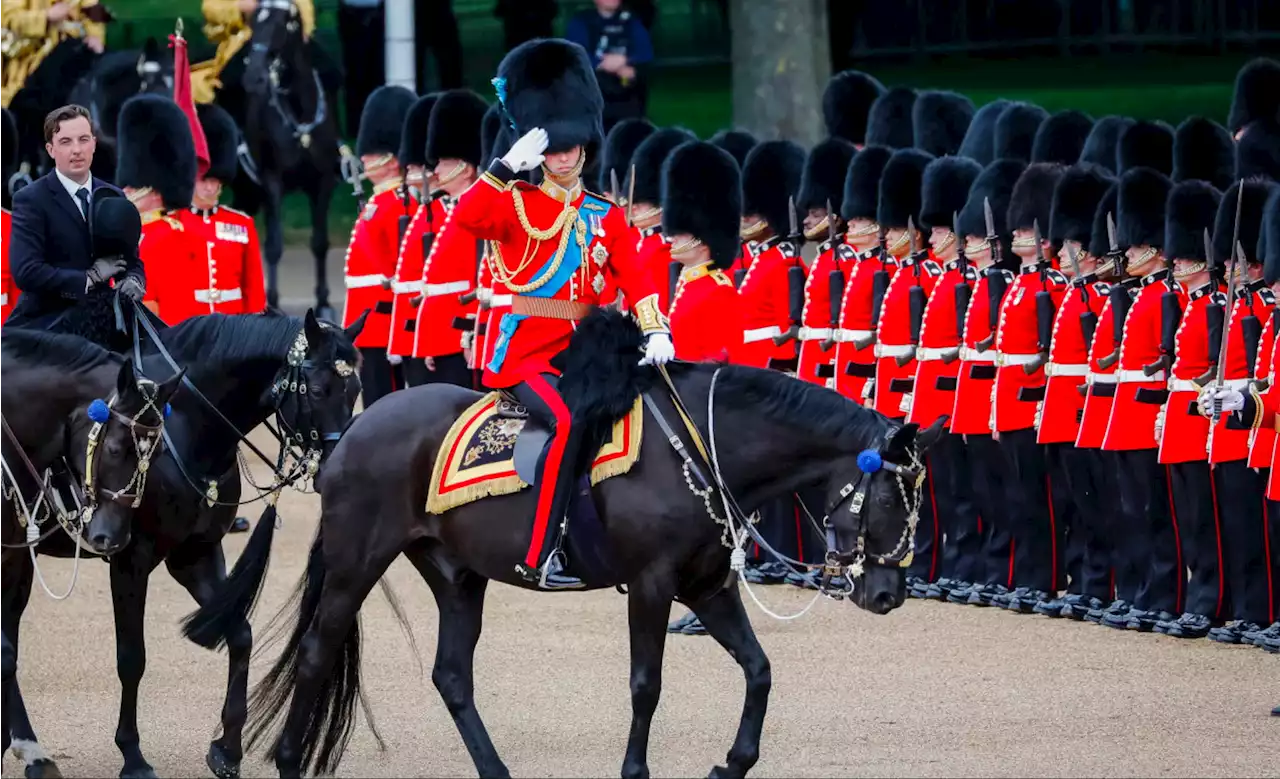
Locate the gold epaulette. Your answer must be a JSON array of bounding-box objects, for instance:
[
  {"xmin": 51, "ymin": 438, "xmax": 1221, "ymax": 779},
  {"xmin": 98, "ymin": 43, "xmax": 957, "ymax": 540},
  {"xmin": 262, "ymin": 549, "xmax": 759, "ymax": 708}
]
[
  {"xmin": 139, "ymin": 209, "xmax": 181, "ymax": 230},
  {"xmin": 710, "ymin": 268, "xmax": 733, "ymax": 287},
  {"xmin": 583, "ymin": 189, "xmax": 618, "ymax": 208}
]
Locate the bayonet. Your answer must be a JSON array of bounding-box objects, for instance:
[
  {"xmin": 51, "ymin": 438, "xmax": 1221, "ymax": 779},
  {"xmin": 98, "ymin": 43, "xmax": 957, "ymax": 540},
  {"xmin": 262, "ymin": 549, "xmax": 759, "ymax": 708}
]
[
  {"xmin": 625, "ymin": 163, "xmax": 636, "ymax": 227},
  {"xmin": 1032, "ymin": 219, "xmax": 1047, "ymax": 265},
  {"xmin": 1204, "ymin": 228, "xmax": 1217, "ymax": 278},
  {"xmin": 1065, "ymin": 240, "xmax": 1084, "ymax": 288},
  {"xmin": 983, "ymin": 197, "xmax": 1002, "ymax": 268},
  {"xmin": 610, "ymin": 168, "xmax": 621, "ymax": 204},
  {"xmin": 827, "ymin": 198, "xmax": 837, "ymax": 245},
  {"xmin": 1106, "ymin": 211, "xmax": 1119, "ymax": 254},
  {"xmin": 788, "ymin": 195, "xmax": 801, "ymax": 242}
]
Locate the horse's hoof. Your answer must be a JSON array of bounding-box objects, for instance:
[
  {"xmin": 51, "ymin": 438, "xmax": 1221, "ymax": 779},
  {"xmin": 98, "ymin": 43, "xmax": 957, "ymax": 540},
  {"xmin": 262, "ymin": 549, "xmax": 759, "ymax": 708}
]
[
  {"xmin": 206, "ymin": 743, "xmax": 241, "ymax": 779},
  {"xmin": 708, "ymin": 766, "xmax": 741, "ymax": 779},
  {"xmin": 25, "ymin": 760, "xmax": 63, "ymax": 779},
  {"xmin": 119, "ymin": 765, "xmax": 158, "ymax": 779}
]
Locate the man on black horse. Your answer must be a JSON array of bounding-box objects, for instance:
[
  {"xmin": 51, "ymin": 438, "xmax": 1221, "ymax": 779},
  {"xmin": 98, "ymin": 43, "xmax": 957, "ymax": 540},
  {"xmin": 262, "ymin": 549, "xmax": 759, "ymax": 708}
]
[{"xmin": 451, "ymin": 38, "xmax": 674, "ymax": 590}]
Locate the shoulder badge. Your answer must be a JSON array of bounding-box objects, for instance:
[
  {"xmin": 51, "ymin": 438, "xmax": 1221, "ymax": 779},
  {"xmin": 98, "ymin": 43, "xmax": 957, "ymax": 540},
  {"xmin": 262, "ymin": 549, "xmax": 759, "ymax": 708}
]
[
  {"xmin": 963, "ymin": 266, "xmax": 978, "ymax": 282},
  {"xmin": 1046, "ymin": 269, "xmax": 1068, "ymax": 286},
  {"xmin": 1260, "ymin": 289, "xmax": 1277, "ymax": 306},
  {"xmin": 710, "ymin": 269, "xmax": 733, "ymax": 287},
  {"xmin": 818, "ymin": 239, "xmax": 833, "ymax": 254},
  {"xmin": 1210, "ymin": 291, "xmax": 1228, "ymax": 306},
  {"xmin": 362, "ymin": 200, "xmax": 378, "ymax": 221},
  {"xmin": 778, "ymin": 241, "xmax": 798, "ymax": 259},
  {"xmin": 163, "ymin": 215, "xmax": 184, "ymax": 231},
  {"xmin": 836, "ymin": 244, "xmax": 857, "ymax": 261},
  {"xmin": 923, "ymin": 260, "xmax": 943, "ymax": 277},
  {"xmin": 1000, "ymin": 269, "xmax": 1016, "ymax": 283},
  {"xmin": 1095, "ymin": 282, "xmax": 1112, "ymax": 295}
]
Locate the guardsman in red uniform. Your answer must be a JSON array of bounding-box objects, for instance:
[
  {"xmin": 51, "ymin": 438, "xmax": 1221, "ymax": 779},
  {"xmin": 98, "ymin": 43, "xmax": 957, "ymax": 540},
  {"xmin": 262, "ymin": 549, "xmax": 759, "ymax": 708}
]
[
  {"xmin": 468, "ymin": 107, "xmax": 514, "ymax": 382},
  {"xmin": 342, "ymin": 85, "xmax": 417, "ymax": 408},
  {"xmin": 595, "ymin": 118, "xmax": 656, "ymax": 311},
  {"xmin": 909, "ymin": 153, "xmax": 983, "ymax": 600},
  {"xmin": 990, "ymin": 163, "xmax": 1069, "ymax": 613},
  {"xmin": 623, "ymin": 127, "xmax": 696, "ymax": 313},
  {"xmin": 2, "ymin": 107, "xmax": 20, "ymax": 323},
  {"xmin": 1206, "ymin": 181, "xmax": 1276, "ymax": 643},
  {"xmin": 409, "ymin": 89, "xmax": 488, "ymax": 389},
  {"xmin": 451, "ymin": 39, "xmax": 671, "ymax": 588}
]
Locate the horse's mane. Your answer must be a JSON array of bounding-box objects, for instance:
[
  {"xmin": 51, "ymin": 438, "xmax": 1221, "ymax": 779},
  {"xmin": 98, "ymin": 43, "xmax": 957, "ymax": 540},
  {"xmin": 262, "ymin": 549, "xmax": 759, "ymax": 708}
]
[
  {"xmin": 1, "ymin": 328, "xmax": 121, "ymax": 374},
  {"xmin": 149, "ymin": 313, "xmax": 302, "ymax": 366},
  {"xmin": 716, "ymin": 365, "xmax": 896, "ymax": 447}
]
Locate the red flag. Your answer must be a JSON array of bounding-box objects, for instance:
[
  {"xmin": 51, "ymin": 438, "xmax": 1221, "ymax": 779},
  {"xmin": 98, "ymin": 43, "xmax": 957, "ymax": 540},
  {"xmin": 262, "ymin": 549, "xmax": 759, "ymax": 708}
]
[{"xmin": 169, "ymin": 26, "xmax": 210, "ymax": 179}]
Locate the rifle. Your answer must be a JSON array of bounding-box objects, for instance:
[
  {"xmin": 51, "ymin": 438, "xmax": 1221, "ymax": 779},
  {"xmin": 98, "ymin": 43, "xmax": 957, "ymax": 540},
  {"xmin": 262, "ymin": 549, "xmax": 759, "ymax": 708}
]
[
  {"xmin": 409, "ymin": 189, "xmax": 449, "ymax": 308},
  {"xmin": 1142, "ymin": 234, "xmax": 1182, "ymax": 376},
  {"xmin": 953, "ymin": 210, "xmax": 972, "ymax": 348},
  {"xmin": 1238, "ymin": 238, "xmax": 1262, "ymax": 382},
  {"xmin": 1064, "ymin": 241, "xmax": 1097, "ymax": 349},
  {"xmin": 852, "ymin": 228, "xmax": 891, "ymax": 351},
  {"xmin": 897, "ymin": 216, "xmax": 927, "ymax": 367},
  {"xmin": 1026, "ymin": 219, "xmax": 1054, "ymax": 375},
  {"xmin": 820, "ymin": 200, "xmax": 845, "ymax": 352},
  {"xmin": 1210, "ymin": 185, "xmax": 1246, "ymax": 424},
  {"xmin": 772, "ymin": 196, "xmax": 805, "ymax": 349},
  {"xmin": 1195, "ymin": 229, "xmax": 1225, "ymax": 386},
  {"xmin": 976, "ymin": 198, "xmax": 1004, "ymax": 352},
  {"xmin": 1096, "ymin": 212, "xmax": 1127, "ymax": 370}
]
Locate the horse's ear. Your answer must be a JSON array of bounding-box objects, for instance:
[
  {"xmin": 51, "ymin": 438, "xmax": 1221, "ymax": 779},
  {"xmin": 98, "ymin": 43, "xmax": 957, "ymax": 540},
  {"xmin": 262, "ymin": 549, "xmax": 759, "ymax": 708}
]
[
  {"xmin": 344, "ymin": 309, "xmax": 369, "ymax": 342},
  {"xmin": 885, "ymin": 422, "xmax": 919, "ymax": 458},
  {"xmin": 116, "ymin": 360, "xmax": 137, "ymax": 397},
  {"xmin": 303, "ymin": 309, "xmax": 325, "ymax": 353},
  {"xmin": 916, "ymin": 416, "xmax": 947, "ymax": 452},
  {"xmin": 156, "ymin": 367, "xmax": 187, "ymax": 406}
]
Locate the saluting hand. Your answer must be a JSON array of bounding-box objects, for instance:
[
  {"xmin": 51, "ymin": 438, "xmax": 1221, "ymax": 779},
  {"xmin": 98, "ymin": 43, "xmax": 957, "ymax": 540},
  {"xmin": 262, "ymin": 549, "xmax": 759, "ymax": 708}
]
[{"xmin": 501, "ymin": 128, "xmax": 548, "ymax": 173}]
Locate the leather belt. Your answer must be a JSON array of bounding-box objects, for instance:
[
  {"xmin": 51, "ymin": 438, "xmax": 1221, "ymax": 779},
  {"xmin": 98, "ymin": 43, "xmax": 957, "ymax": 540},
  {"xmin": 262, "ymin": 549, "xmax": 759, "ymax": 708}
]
[
  {"xmin": 743, "ymin": 325, "xmax": 782, "ymax": 343},
  {"xmin": 996, "ymin": 352, "xmax": 1040, "ymax": 367},
  {"xmin": 391, "ymin": 280, "xmax": 423, "ymax": 294},
  {"xmin": 1116, "ymin": 368, "xmax": 1164, "ymax": 383},
  {"xmin": 797, "ymin": 327, "xmax": 832, "ymax": 341},
  {"xmin": 511, "ymin": 296, "xmax": 594, "ymax": 321},
  {"xmin": 959, "ymin": 346, "xmax": 996, "ymax": 362},
  {"xmin": 344, "ymin": 274, "xmax": 387, "ymax": 289},
  {"xmin": 426, "ymin": 281, "xmax": 471, "ymax": 297},
  {"xmin": 195, "ymin": 287, "xmax": 242, "ymax": 303},
  {"xmin": 874, "ymin": 343, "xmax": 914, "ymax": 358},
  {"xmin": 916, "ymin": 346, "xmax": 959, "ymax": 362},
  {"xmin": 1046, "ymin": 362, "xmax": 1088, "ymax": 377}
]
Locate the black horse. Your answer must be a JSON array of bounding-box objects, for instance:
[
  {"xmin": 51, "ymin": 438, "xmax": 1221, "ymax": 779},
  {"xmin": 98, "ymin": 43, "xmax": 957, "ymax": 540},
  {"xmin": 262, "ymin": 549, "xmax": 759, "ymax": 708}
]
[
  {"xmin": 7, "ymin": 38, "xmax": 99, "ymax": 177},
  {"xmin": 238, "ymin": 312, "xmax": 944, "ymax": 778},
  {"xmin": 3, "ymin": 309, "xmax": 364, "ymax": 779}
]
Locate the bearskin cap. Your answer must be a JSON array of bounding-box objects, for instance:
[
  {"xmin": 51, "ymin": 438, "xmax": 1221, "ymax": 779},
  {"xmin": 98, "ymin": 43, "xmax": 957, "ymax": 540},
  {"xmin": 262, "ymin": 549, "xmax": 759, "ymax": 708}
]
[
  {"xmin": 91, "ymin": 191, "xmax": 140, "ymax": 261},
  {"xmin": 822, "ymin": 69, "xmax": 886, "ymax": 144},
  {"xmin": 841, "ymin": 145, "xmax": 893, "ymax": 223},
  {"xmin": 1236, "ymin": 118, "xmax": 1280, "ymax": 182},
  {"xmin": 920, "ymin": 155, "xmax": 982, "ymax": 232},
  {"xmin": 597, "ymin": 117, "xmax": 655, "ymax": 194},
  {"xmin": 494, "ymin": 38, "xmax": 603, "ymax": 155},
  {"xmin": 1078, "ymin": 115, "xmax": 1132, "ymax": 174},
  {"xmin": 798, "ymin": 137, "xmax": 857, "ymax": 214},
  {"xmin": 877, "ymin": 148, "xmax": 935, "ymax": 229},
  {"xmin": 661, "ymin": 141, "xmax": 742, "ymax": 269},
  {"xmin": 1117, "ymin": 167, "xmax": 1173, "ymax": 249},
  {"xmin": 399, "ymin": 94, "xmax": 439, "ymax": 168},
  {"xmin": 1032, "ymin": 110, "xmax": 1093, "ymax": 165},
  {"xmin": 426, "ymin": 89, "xmax": 488, "ymax": 167},
  {"xmin": 1172, "ymin": 116, "xmax": 1233, "ymax": 189},
  {"xmin": 958, "ymin": 99, "xmax": 1010, "ymax": 166},
  {"xmin": 912, "ymin": 91, "xmax": 975, "ymax": 157},
  {"xmin": 741, "ymin": 139, "xmax": 804, "ymax": 232},
  {"xmin": 1050, "ymin": 164, "xmax": 1115, "ymax": 246},
  {"xmin": 356, "ymin": 85, "xmax": 415, "ymax": 158},
  {"xmin": 2, "ymin": 108, "xmax": 16, "ymax": 172},
  {"xmin": 957, "ymin": 159, "xmax": 1026, "ymax": 261},
  {"xmin": 1088, "ymin": 182, "xmax": 1119, "ymax": 258},
  {"xmin": 1007, "ymin": 162, "xmax": 1065, "ymax": 234},
  {"xmin": 480, "ymin": 102, "xmax": 505, "ymax": 164},
  {"xmin": 1117, "ymin": 120, "xmax": 1174, "ymax": 176},
  {"xmin": 1214, "ymin": 179, "xmax": 1274, "ymax": 265},
  {"xmin": 1228, "ymin": 57, "xmax": 1280, "ymax": 134},
  {"xmin": 865, "ymin": 86, "xmax": 917, "ymax": 149},
  {"xmin": 625, "ymin": 127, "xmax": 697, "ymax": 206},
  {"xmin": 1164, "ymin": 180, "xmax": 1222, "ymax": 262},
  {"xmin": 993, "ymin": 102, "xmax": 1048, "ymax": 163},
  {"xmin": 196, "ymin": 103, "xmax": 239, "ymax": 183},
  {"xmin": 708, "ymin": 129, "xmax": 757, "ymax": 169},
  {"xmin": 115, "ymin": 94, "xmax": 196, "ymax": 209},
  {"xmin": 1262, "ymin": 186, "xmax": 1280, "ymax": 283}
]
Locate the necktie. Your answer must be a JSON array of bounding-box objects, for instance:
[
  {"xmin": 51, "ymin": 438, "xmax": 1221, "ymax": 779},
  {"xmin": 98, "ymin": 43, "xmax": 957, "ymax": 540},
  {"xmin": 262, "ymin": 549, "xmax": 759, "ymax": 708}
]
[{"xmin": 76, "ymin": 187, "xmax": 92, "ymax": 240}]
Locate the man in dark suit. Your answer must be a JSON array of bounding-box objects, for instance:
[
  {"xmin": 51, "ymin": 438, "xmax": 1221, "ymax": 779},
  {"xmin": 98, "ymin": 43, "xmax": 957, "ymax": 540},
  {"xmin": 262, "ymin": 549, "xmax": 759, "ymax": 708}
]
[{"xmin": 5, "ymin": 104, "xmax": 145, "ymax": 329}]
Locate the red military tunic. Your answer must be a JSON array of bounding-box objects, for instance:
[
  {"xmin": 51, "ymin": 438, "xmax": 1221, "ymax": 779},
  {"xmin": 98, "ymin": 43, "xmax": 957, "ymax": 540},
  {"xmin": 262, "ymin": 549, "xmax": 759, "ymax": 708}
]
[
  {"xmin": 833, "ymin": 248, "xmax": 895, "ymax": 402},
  {"xmin": 1076, "ymin": 287, "xmax": 1129, "ymax": 449},
  {"xmin": 173, "ymin": 206, "xmax": 267, "ymax": 318},
  {"xmin": 906, "ymin": 259, "xmax": 968, "ymax": 429},
  {"xmin": 738, "ymin": 236, "xmax": 804, "ymax": 369},
  {"xmin": 1103, "ymin": 270, "xmax": 1185, "ymax": 451},
  {"xmin": 1208, "ymin": 282, "xmax": 1274, "ymax": 464},
  {"xmin": 1, "ymin": 207, "xmax": 19, "ymax": 323},
  {"xmin": 475, "ymin": 243, "xmax": 510, "ymax": 371},
  {"xmin": 342, "ymin": 179, "xmax": 411, "ymax": 350},
  {"xmin": 951, "ymin": 268, "xmax": 1013, "ymax": 435},
  {"xmin": 137, "ymin": 209, "xmax": 208, "ymax": 324},
  {"xmin": 1038, "ymin": 276, "xmax": 1110, "ymax": 444},
  {"xmin": 387, "ymin": 195, "xmax": 432, "ymax": 358},
  {"xmin": 992, "ymin": 262, "xmax": 1067, "ymax": 433},
  {"xmin": 669, "ymin": 262, "xmax": 744, "ymax": 363},
  {"xmin": 797, "ymin": 240, "xmax": 856, "ymax": 387},
  {"xmin": 874, "ymin": 254, "xmax": 942, "ymax": 419},
  {"xmin": 1248, "ymin": 309, "xmax": 1276, "ymax": 471},
  {"xmin": 452, "ymin": 166, "xmax": 658, "ymax": 389},
  {"xmin": 413, "ymin": 197, "xmax": 480, "ymax": 359},
  {"xmin": 634, "ymin": 226, "xmax": 674, "ymax": 313},
  {"xmin": 1157, "ymin": 283, "xmax": 1221, "ymax": 463}
]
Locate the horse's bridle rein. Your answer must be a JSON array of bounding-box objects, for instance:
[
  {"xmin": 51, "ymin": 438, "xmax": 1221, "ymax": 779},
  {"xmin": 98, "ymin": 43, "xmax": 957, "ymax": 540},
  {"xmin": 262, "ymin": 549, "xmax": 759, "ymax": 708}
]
[
  {"xmin": 249, "ymin": 1, "xmax": 326, "ymax": 151},
  {"xmin": 82, "ymin": 384, "xmax": 167, "ymax": 512}
]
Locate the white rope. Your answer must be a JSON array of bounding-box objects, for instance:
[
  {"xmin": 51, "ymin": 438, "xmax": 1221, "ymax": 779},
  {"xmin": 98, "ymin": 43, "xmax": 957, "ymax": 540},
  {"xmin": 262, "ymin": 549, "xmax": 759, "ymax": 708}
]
[{"xmin": 3, "ymin": 456, "xmax": 86, "ymax": 601}]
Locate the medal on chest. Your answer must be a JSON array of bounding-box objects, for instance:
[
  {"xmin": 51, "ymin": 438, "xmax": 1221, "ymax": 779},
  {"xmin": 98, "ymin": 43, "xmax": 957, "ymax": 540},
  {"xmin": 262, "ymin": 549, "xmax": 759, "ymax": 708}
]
[{"xmin": 215, "ymin": 221, "xmax": 249, "ymax": 244}]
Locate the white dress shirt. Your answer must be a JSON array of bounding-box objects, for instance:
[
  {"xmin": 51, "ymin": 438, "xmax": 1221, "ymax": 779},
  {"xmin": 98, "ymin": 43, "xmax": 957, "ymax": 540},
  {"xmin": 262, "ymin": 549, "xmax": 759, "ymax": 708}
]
[{"xmin": 54, "ymin": 167, "xmax": 94, "ymax": 220}]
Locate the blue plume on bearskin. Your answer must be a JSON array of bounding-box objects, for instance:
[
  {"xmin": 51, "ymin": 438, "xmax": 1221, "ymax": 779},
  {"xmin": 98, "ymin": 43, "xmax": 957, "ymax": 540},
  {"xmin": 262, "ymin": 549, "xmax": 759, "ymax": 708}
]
[{"xmin": 495, "ymin": 38, "xmax": 604, "ymax": 155}]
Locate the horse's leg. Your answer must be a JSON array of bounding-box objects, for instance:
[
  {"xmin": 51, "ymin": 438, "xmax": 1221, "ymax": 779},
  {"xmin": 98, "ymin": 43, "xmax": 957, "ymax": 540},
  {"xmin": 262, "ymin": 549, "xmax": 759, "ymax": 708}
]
[
  {"xmin": 403, "ymin": 547, "xmax": 509, "ymax": 778},
  {"xmin": 690, "ymin": 585, "xmax": 771, "ymax": 779},
  {"xmin": 621, "ymin": 571, "xmax": 679, "ymax": 779},
  {"xmin": 164, "ymin": 541, "xmax": 249, "ymax": 779},
  {"xmin": 3, "ymin": 554, "xmax": 61, "ymax": 779},
  {"xmin": 261, "ymin": 174, "xmax": 285, "ymax": 310},
  {"xmin": 308, "ymin": 174, "xmax": 335, "ymax": 320},
  {"xmin": 109, "ymin": 548, "xmax": 159, "ymax": 779}
]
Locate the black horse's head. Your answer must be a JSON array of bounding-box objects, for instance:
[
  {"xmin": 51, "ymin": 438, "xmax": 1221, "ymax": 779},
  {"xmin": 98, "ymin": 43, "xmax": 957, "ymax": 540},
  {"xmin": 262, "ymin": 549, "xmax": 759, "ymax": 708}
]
[
  {"xmin": 72, "ymin": 360, "xmax": 184, "ymax": 555},
  {"xmin": 242, "ymin": 0, "xmax": 306, "ymax": 96},
  {"xmin": 823, "ymin": 417, "xmax": 946, "ymax": 615}
]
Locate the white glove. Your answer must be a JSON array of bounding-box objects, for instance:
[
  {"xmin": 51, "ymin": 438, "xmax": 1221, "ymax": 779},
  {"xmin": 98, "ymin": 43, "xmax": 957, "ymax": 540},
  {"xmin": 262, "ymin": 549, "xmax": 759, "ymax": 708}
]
[
  {"xmin": 1197, "ymin": 386, "xmax": 1244, "ymax": 417},
  {"xmin": 501, "ymin": 128, "xmax": 549, "ymax": 173},
  {"xmin": 387, "ymin": 353, "xmax": 403, "ymax": 366},
  {"xmin": 639, "ymin": 332, "xmax": 675, "ymax": 367}
]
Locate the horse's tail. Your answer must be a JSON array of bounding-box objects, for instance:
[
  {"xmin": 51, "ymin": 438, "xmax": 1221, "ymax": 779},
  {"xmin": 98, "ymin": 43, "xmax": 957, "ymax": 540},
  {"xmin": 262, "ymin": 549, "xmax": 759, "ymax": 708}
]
[
  {"xmin": 180, "ymin": 503, "xmax": 279, "ymax": 649},
  {"xmin": 245, "ymin": 528, "xmax": 382, "ymax": 776}
]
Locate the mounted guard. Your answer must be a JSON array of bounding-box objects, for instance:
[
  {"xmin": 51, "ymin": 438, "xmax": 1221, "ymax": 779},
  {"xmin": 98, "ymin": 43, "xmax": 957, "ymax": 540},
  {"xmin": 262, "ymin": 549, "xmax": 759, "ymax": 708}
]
[
  {"xmin": 190, "ymin": 0, "xmax": 314, "ymax": 104},
  {"xmin": 2, "ymin": 0, "xmax": 109, "ymax": 107}
]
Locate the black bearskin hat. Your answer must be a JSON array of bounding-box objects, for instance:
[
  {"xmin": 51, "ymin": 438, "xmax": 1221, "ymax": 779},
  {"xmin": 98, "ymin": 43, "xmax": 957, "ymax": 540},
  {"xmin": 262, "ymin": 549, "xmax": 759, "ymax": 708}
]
[
  {"xmin": 357, "ymin": 85, "xmax": 416, "ymax": 158},
  {"xmin": 1228, "ymin": 57, "xmax": 1280, "ymax": 134},
  {"xmin": 1164, "ymin": 181, "xmax": 1222, "ymax": 262},
  {"xmin": 400, "ymin": 94, "xmax": 440, "ymax": 168},
  {"xmin": 1213, "ymin": 179, "xmax": 1274, "ymax": 265},
  {"xmin": 822, "ymin": 69, "xmax": 886, "ymax": 144},
  {"xmin": 662, "ymin": 141, "xmax": 742, "ymax": 269},
  {"xmin": 1117, "ymin": 120, "xmax": 1173, "ymax": 176},
  {"xmin": 865, "ymin": 87, "xmax": 917, "ymax": 150},
  {"xmin": 91, "ymin": 192, "xmax": 141, "ymax": 260},
  {"xmin": 494, "ymin": 38, "xmax": 603, "ymax": 155},
  {"xmin": 741, "ymin": 139, "xmax": 804, "ymax": 231},
  {"xmin": 1089, "ymin": 182, "xmax": 1119, "ymax": 258},
  {"xmin": 196, "ymin": 103, "xmax": 239, "ymax": 183},
  {"xmin": 957, "ymin": 159, "xmax": 1025, "ymax": 261},
  {"xmin": 798, "ymin": 137, "xmax": 857, "ymax": 214},
  {"xmin": 2, "ymin": 107, "xmax": 16, "ymax": 173},
  {"xmin": 427, "ymin": 89, "xmax": 489, "ymax": 167},
  {"xmin": 958, "ymin": 99, "xmax": 1010, "ymax": 167},
  {"xmin": 708, "ymin": 129, "xmax": 757, "ymax": 169},
  {"xmin": 1050, "ymin": 164, "xmax": 1114, "ymax": 246},
  {"xmin": 1078, "ymin": 115, "xmax": 1133, "ymax": 174},
  {"xmin": 480, "ymin": 102, "xmax": 504, "ymax": 164},
  {"xmin": 912, "ymin": 91, "xmax": 974, "ymax": 157},
  {"xmin": 597, "ymin": 117, "xmax": 655, "ymax": 194},
  {"xmin": 841, "ymin": 145, "xmax": 893, "ymax": 223},
  {"xmin": 1007, "ymin": 162, "xmax": 1065, "ymax": 234},
  {"xmin": 920, "ymin": 156, "xmax": 981, "ymax": 232},
  {"xmin": 1236, "ymin": 119, "xmax": 1280, "ymax": 182},
  {"xmin": 625, "ymin": 126, "xmax": 696, "ymax": 207},
  {"xmin": 993, "ymin": 102, "xmax": 1048, "ymax": 163},
  {"xmin": 1263, "ymin": 186, "xmax": 1279, "ymax": 283},
  {"xmin": 1032, "ymin": 110, "xmax": 1093, "ymax": 165},
  {"xmin": 1117, "ymin": 167, "xmax": 1172, "ymax": 249},
  {"xmin": 1172, "ymin": 116, "xmax": 1233, "ymax": 189},
  {"xmin": 115, "ymin": 94, "xmax": 196, "ymax": 210},
  {"xmin": 877, "ymin": 148, "xmax": 934, "ymax": 229}
]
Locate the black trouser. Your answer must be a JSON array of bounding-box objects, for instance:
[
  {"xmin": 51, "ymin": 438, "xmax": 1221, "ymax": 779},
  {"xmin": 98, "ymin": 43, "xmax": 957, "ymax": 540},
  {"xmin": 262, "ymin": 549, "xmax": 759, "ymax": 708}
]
[
  {"xmin": 1114, "ymin": 449, "xmax": 1182, "ymax": 614},
  {"xmin": 1045, "ymin": 444, "xmax": 1080, "ymax": 594},
  {"xmin": 358, "ymin": 347, "xmax": 401, "ymax": 409},
  {"xmin": 1170, "ymin": 461, "xmax": 1229, "ymax": 620},
  {"xmin": 1055, "ymin": 445, "xmax": 1114, "ymax": 601},
  {"xmin": 404, "ymin": 353, "xmax": 472, "ymax": 389},
  {"xmin": 511, "ymin": 373, "xmax": 582, "ymax": 572},
  {"xmin": 752, "ymin": 492, "xmax": 823, "ymax": 566},
  {"xmin": 935, "ymin": 433, "xmax": 984, "ymax": 584},
  {"xmin": 966, "ymin": 434, "xmax": 1015, "ymax": 587},
  {"xmin": 999, "ymin": 429, "xmax": 1059, "ymax": 593},
  {"xmin": 338, "ymin": 2, "xmax": 386, "ymax": 138},
  {"xmin": 904, "ymin": 444, "xmax": 945, "ymax": 583},
  {"xmin": 1216, "ymin": 461, "xmax": 1274, "ymax": 625}
]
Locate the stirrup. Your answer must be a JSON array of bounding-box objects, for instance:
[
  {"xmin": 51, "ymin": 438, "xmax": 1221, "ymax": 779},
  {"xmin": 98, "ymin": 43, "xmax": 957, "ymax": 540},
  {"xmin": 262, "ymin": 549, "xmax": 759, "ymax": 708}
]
[{"xmin": 538, "ymin": 550, "xmax": 585, "ymax": 590}]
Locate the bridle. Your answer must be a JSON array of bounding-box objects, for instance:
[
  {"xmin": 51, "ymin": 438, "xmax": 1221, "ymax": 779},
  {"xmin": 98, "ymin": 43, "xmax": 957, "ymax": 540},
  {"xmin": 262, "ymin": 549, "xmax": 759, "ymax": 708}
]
[
  {"xmin": 249, "ymin": 0, "xmax": 326, "ymax": 150},
  {"xmin": 82, "ymin": 383, "xmax": 168, "ymax": 513},
  {"xmin": 821, "ymin": 444, "xmax": 926, "ymax": 581}
]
